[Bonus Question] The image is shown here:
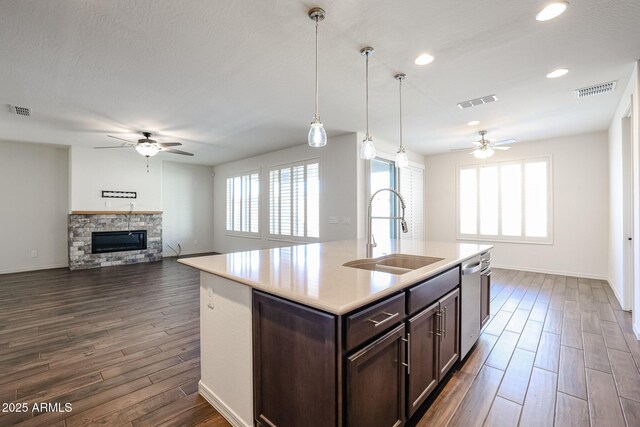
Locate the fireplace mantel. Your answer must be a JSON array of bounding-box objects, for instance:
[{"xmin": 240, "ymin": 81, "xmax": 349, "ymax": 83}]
[{"xmin": 71, "ymin": 211, "xmax": 163, "ymax": 215}]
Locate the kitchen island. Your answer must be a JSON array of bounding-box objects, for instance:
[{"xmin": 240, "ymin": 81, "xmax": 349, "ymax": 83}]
[{"xmin": 179, "ymin": 239, "xmax": 492, "ymax": 427}]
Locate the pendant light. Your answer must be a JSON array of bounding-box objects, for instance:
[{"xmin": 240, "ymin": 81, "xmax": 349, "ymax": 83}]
[
  {"xmin": 394, "ymin": 73, "xmax": 409, "ymax": 168},
  {"xmin": 360, "ymin": 47, "xmax": 376, "ymax": 159},
  {"xmin": 308, "ymin": 7, "xmax": 327, "ymax": 148}
]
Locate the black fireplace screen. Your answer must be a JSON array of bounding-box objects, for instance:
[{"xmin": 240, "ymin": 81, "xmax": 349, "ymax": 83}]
[{"xmin": 91, "ymin": 230, "xmax": 147, "ymax": 254}]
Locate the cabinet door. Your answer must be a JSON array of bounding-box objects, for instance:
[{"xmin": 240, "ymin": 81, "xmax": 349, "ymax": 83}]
[
  {"xmin": 406, "ymin": 302, "xmax": 439, "ymax": 418},
  {"xmin": 437, "ymin": 289, "xmax": 460, "ymax": 381},
  {"xmin": 253, "ymin": 292, "xmax": 337, "ymax": 427},
  {"xmin": 480, "ymin": 271, "xmax": 491, "ymax": 327},
  {"xmin": 347, "ymin": 324, "xmax": 406, "ymax": 427}
]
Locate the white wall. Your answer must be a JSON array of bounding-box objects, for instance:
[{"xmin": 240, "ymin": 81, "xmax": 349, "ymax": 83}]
[
  {"xmin": 425, "ymin": 131, "xmax": 609, "ymax": 279},
  {"xmin": 608, "ymin": 61, "xmax": 640, "ymax": 336},
  {"xmin": 69, "ymin": 145, "xmax": 162, "ymax": 211},
  {"xmin": 162, "ymin": 161, "xmax": 215, "ymax": 256},
  {"xmin": 0, "ymin": 141, "xmax": 69, "ymax": 273},
  {"xmin": 69, "ymin": 147, "xmax": 217, "ymax": 258},
  {"xmin": 212, "ymin": 134, "xmax": 359, "ymax": 253}
]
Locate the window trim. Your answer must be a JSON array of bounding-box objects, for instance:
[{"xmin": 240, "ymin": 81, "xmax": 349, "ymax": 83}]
[
  {"xmin": 267, "ymin": 158, "xmax": 321, "ymax": 243},
  {"xmin": 456, "ymin": 156, "xmax": 553, "ymax": 245},
  {"xmin": 225, "ymin": 169, "xmax": 261, "ymax": 238}
]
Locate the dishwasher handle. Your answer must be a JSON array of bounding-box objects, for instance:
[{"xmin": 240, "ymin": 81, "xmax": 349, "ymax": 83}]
[{"xmin": 461, "ymin": 261, "xmax": 482, "ymax": 275}]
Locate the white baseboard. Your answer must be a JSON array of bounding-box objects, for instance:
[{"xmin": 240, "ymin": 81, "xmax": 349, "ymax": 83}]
[
  {"xmin": 198, "ymin": 380, "xmax": 251, "ymax": 427},
  {"xmin": 606, "ymin": 276, "xmax": 629, "ymax": 311},
  {"xmin": 491, "ymin": 263, "xmax": 607, "ymax": 281},
  {"xmin": 0, "ymin": 263, "xmax": 68, "ymax": 275}
]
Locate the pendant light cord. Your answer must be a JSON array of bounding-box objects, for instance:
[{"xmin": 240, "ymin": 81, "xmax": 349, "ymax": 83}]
[
  {"xmin": 399, "ymin": 77, "xmax": 403, "ymax": 150},
  {"xmin": 365, "ymin": 53, "xmax": 369, "ymax": 138},
  {"xmin": 314, "ymin": 18, "xmax": 319, "ymax": 120}
]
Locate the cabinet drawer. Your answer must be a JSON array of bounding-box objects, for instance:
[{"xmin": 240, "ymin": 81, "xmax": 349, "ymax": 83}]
[
  {"xmin": 407, "ymin": 266, "xmax": 460, "ymax": 315},
  {"xmin": 345, "ymin": 293, "xmax": 405, "ymax": 351}
]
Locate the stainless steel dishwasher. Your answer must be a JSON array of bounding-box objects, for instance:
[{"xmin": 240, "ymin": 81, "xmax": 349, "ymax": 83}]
[{"xmin": 460, "ymin": 255, "xmax": 482, "ymax": 359}]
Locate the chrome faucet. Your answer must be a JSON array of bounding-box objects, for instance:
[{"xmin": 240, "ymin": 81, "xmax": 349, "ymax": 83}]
[{"xmin": 366, "ymin": 188, "xmax": 408, "ymax": 257}]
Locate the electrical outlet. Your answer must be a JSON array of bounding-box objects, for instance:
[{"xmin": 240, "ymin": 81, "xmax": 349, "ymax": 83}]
[
  {"xmin": 328, "ymin": 216, "xmax": 338, "ymax": 224},
  {"xmin": 193, "ymin": 240, "xmax": 198, "ymax": 246},
  {"xmin": 30, "ymin": 250, "xmax": 38, "ymax": 258},
  {"xmin": 342, "ymin": 216, "xmax": 351, "ymax": 224},
  {"xmin": 207, "ymin": 288, "xmax": 214, "ymax": 310},
  {"xmin": 104, "ymin": 201, "xmax": 111, "ymax": 208}
]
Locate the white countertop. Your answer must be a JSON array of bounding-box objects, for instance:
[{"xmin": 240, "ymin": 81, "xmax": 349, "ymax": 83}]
[{"xmin": 179, "ymin": 239, "xmax": 492, "ymax": 315}]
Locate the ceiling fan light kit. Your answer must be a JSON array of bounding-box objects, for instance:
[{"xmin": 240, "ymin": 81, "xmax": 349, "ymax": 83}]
[{"xmin": 307, "ymin": 7, "xmax": 327, "ymax": 148}]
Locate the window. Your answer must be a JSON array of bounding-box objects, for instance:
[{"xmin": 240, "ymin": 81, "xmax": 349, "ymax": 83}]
[
  {"xmin": 269, "ymin": 160, "xmax": 319, "ymax": 240},
  {"xmin": 226, "ymin": 172, "xmax": 259, "ymax": 235},
  {"xmin": 399, "ymin": 165, "xmax": 424, "ymax": 241},
  {"xmin": 458, "ymin": 158, "xmax": 552, "ymax": 243},
  {"xmin": 369, "ymin": 157, "xmax": 425, "ymax": 245}
]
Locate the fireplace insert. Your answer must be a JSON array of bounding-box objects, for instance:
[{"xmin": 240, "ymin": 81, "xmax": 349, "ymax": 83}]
[{"xmin": 91, "ymin": 230, "xmax": 147, "ymax": 254}]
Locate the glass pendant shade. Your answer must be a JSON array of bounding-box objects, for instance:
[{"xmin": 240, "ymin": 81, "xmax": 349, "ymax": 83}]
[
  {"xmin": 395, "ymin": 149, "xmax": 409, "ymax": 168},
  {"xmin": 308, "ymin": 120, "xmax": 327, "ymax": 147},
  {"xmin": 136, "ymin": 143, "xmax": 160, "ymax": 157},
  {"xmin": 360, "ymin": 137, "xmax": 376, "ymax": 160}
]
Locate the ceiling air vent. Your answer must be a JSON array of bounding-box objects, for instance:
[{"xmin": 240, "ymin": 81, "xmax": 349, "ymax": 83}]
[
  {"xmin": 574, "ymin": 81, "xmax": 617, "ymax": 98},
  {"xmin": 457, "ymin": 95, "xmax": 498, "ymax": 109},
  {"xmin": 10, "ymin": 105, "xmax": 31, "ymax": 116}
]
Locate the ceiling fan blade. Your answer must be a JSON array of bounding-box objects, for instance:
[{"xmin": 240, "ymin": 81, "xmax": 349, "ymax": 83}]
[
  {"xmin": 493, "ymin": 146, "xmax": 511, "ymax": 150},
  {"xmin": 449, "ymin": 147, "xmax": 473, "ymax": 152},
  {"xmin": 107, "ymin": 135, "xmax": 136, "ymax": 144},
  {"xmin": 161, "ymin": 148, "xmax": 194, "ymax": 156},
  {"xmin": 94, "ymin": 146, "xmax": 131, "ymax": 149},
  {"xmin": 157, "ymin": 142, "xmax": 182, "ymax": 147},
  {"xmin": 493, "ymin": 138, "xmax": 517, "ymax": 146}
]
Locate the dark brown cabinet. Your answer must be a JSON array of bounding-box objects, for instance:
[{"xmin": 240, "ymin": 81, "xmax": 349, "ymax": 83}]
[
  {"xmin": 346, "ymin": 324, "xmax": 406, "ymax": 427},
  {"xmin": 405, "ymin": 288, "xmax": 460, "ymax": 417},
  {"xmin": 252, "ymin": 263, "xmax": 470, "ymax": 427},
  {"xmin": 406, "ymin": 302, "xmax": 439, "ymax": 417},
  {"xmin": 253, "ymin": 292, "xmax": 337, "ymax": 427},
  {"xmin": 437, "ymin": 289, "xmax": 460, "ymax": 381}
]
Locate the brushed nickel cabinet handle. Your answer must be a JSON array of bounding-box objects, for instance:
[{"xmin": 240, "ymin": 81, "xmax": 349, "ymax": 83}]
[
  {"xmin": 366, "ymin": 311, "xmax": 399, "ymax": 327},
  {"xmin": 406, "ymin": 332, "xmax": 411, "ymax": 375},
  {"xmin": 435, "ymin": 311, "xmax": 442, "ymax": 337},
  {"xmin": 443, "ymin": 307, "xmax": 447, "ymax": 338}
]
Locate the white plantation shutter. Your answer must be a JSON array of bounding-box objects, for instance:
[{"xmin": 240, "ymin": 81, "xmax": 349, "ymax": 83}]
[
  {"xmin": 458, "ymin": 158, "xmax": 551, "ymax": 242},
  {"xmin": 399, "ymin": 166, "xmax": 424, "ymax": 241},
  {"xmin": 269, "ymin": 161, "xmax": 320, "ymax": 240},
  {"xmin": 226, "ymin": 171, "xmax": 260, "ymax": 235}
]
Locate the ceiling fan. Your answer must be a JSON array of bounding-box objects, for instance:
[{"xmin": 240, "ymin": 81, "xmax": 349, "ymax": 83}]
[
  {"xmin": 450, "ymin": 130, "xmax": 516, "ymax": 159},
  {"xmin": 95, "ymin": 132, "xmax": 194, "ymax": 157}
]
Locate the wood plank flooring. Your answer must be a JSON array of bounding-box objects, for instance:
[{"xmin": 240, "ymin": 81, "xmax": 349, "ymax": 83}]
[
  {"xmin": 0, "ymin": 259, "xmax": 224, "ymax": 427},
  {"xmin": 419, "ymin": 269, "xmax": 640, "ymax": 427},
  {"xmin": 1, "ymin": 262, "xmax": 639, "ymax": 426}
]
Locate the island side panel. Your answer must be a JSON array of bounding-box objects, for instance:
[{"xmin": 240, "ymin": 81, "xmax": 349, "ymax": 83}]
[{"xmin": 199, "ymin": 272, "xmax": 253, "ymax": 427}]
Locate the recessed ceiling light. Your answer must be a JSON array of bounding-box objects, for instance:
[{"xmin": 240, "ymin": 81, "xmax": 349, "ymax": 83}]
[
  {"xmin": 536, "ymin": 2, "xmax": 568, "ymax": 21},
  {"xmin": 414, "ymin": 53, "xmax": 434, "ymax": 65},
  {"xmin": 546, "ymin": 68, "xmax": 569, "ymax": 78},
  {"xmin": 467, "ymin": 120, "xmax": 480, "ymax": 126}
]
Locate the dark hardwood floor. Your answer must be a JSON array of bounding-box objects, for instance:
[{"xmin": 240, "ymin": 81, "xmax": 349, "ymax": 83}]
[
  {"xmin": 1, "ymin": 261, "xmax": 639, "ymax": 426},
  {"xmin": 0, "ymin": 259, "xmax": 225, "ymax": 427},
  {"xmin": 420, "ymin": 268, "xmax": 640, "ymax": 427}
]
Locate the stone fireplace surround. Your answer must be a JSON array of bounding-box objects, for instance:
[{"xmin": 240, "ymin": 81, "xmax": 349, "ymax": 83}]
[{"xmin": 68, "ymin": 212, "xmax": 162, "ymax": 270}]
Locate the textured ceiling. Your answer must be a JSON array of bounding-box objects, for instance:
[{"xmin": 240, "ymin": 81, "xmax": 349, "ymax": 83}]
[{"xmin": 0, "ymin": 0, "xmax": 639, "ymax": 165}]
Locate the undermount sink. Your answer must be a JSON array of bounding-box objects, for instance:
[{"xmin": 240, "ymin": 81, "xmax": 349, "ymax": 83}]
[{"xmin": 343, "ymin": 254, "xmax": 444, "ymax": 275}]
